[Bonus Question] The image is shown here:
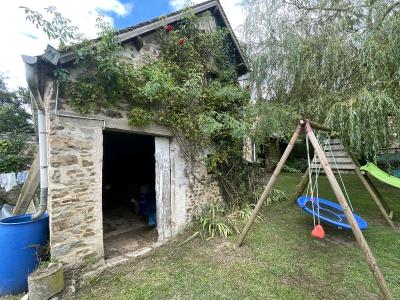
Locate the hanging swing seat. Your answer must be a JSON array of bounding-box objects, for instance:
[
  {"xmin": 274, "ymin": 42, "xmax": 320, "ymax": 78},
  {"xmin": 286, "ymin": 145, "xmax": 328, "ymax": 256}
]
[{"xmin": 297, "ymin": 196, "xmax": 368, "ymax": 230}]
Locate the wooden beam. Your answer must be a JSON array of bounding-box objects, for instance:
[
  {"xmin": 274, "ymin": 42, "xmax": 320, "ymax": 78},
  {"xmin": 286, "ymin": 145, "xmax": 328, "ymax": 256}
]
[
  {"xmin": 155, "ymin": 137, "xmax": 172, "ymax": 240},
  {"xmin": 13, "ymin": 153, "xmax": 40, "ymax": 216},
  {"xmin": 236, "ymin": 124, "xmax": 303, "ymax": 247},
  {"xmin": 302, "ymin": 119, "xmax": 331, "ymax": 132},
  {"xmin": 305, "ymin": 122, "xmax": 393, "ymax": 300},
  {"xmin": 349, "ymin": 153, "xmax": 396, "ymax": 229},
  {"xmin": 290, "ymin": 168, "xmax": 309, "ymax": 202},
  {"xmin": 364, "ymin": 174, "xmax": 394, "ymax": 219}
]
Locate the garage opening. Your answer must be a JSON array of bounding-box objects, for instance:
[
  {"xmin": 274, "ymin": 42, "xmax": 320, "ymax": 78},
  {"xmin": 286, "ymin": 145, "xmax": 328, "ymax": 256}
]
[{"xmin": 102, "ymin": 131, "xmax": 158, "ymax": 259}]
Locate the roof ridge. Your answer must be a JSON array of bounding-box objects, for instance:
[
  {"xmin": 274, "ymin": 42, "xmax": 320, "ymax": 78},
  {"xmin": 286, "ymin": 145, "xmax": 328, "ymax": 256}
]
[
  {"xmin": 117, "ymin": 0, "xmax": 217, "ymax": 35},
  {"xmin": 59, "ymin": 0, "xmax": 249, "ymax": 74}
]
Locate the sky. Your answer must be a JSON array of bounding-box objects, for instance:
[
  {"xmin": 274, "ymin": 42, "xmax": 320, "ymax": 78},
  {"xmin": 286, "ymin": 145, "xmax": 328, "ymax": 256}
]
[{"xmin": 0, "ymin": 0, "xmax": 244, "ymax": 90}]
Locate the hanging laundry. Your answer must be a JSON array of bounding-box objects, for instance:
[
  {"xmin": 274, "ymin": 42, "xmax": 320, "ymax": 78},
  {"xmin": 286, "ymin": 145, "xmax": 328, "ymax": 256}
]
[
  {"xmin": 16, "ymin": 171, "xmax": 28, "ymax": 184},
  {"xmin": 4, "ymin": 173, "xmax": 17, "ymax": 192},
  {"xmin": 16, "ymin": 172, "xmax": 22, "ymax": 184},
  {"xmin": 0, "ymin": 173, "xmax": 6, "ymax": 189},
  {"xmin": 23, "ymin": 171, "xmax": 28, "ymax": 183},
  {"xmin": 24, "ymin": 171, "xmax": 29, "ymax": 183}
]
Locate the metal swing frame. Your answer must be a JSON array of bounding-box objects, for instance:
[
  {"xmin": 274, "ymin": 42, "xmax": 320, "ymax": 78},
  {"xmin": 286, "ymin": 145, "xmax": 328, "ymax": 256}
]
[{"xmin": 236, "ymin": 119, "xmax": 393, "ymax": 300}]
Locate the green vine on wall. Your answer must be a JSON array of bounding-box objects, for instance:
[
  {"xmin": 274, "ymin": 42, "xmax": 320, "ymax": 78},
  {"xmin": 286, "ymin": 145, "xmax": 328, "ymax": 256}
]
[{"xmin": 24, "ymin": 7, "xmax": 263, "ymax": 206}]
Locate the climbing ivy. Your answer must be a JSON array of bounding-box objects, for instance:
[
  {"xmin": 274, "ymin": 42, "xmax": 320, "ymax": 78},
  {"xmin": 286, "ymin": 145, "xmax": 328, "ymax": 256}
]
[{"xmin": 24, "ymin": 7, "xmax": 261, "ymax": 205}]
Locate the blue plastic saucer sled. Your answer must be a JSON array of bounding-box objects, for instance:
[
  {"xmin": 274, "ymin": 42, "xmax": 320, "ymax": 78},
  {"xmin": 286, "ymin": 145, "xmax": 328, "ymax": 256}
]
[{"xmin": 297, "ymin": 196, "xmax": 368, "ymax": 230}]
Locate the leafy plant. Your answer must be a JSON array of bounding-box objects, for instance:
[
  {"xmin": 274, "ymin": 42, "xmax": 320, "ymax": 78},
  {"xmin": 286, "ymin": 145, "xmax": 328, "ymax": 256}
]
[
  {"xmin": 197, "ymin": 202, "xmax": 233, "ymax": 238},
  {"xmin": 195, "ymin": 201, "xmax": 262, "ymax": 238},
  {"xmin": 0, "ymin": 75, "xmax": 32, "ymax": 133},
  {"xmin": 225, "ymin": 203, "xmax": 262, "ymax": 234},
  {"xmin": 195, "ymin": 189, "xmax": 287, "ymax": 239},
  {"xmin": 21, "ymin": 6, "xmax": 83, "ymax": 47},
  {"xmin": 266, "ymin": 188, "xmax": 288, "ymax": 206}
]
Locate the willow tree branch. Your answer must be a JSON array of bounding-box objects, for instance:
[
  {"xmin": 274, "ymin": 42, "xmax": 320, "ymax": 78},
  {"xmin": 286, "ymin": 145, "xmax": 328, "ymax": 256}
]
[
  {"xmin": 380, "ymin": 1, "xmax": 400, "ymax": 23},
  {"xmin": 285, "ymin": 0, "xmax": 357, "ymax": 13}
]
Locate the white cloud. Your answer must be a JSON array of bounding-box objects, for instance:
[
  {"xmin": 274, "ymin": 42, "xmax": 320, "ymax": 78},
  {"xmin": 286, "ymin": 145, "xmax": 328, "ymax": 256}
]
[
  {"xmin": 217, "ymin": 0, "xmax": 245, "ymax": 37},
  {"xmin": 0, "ymin": 0, "xmax": 132, "ymax": 89},
  {"xmin": 169, "ymin": 0, "xmax": 188, "ymax": 10},
  {"xmin": 95, "ymin": 0, "xmax": 133, "ymax": 16},
  {"xmin": 169, "ymin": 0, "xmax": 245, "ymax": 37}
]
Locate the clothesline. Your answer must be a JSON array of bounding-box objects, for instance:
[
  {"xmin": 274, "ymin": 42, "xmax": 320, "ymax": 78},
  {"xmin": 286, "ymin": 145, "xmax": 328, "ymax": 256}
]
[{"xmin": 0, "ymin": 171, "xmax": 29, "ymax": 192}]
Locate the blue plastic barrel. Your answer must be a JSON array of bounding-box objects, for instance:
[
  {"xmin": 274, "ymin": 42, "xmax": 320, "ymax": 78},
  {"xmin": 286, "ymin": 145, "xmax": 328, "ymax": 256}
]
[{"xmin": 0, "ymin": 214, "xmax": 49, "ymax": 296}]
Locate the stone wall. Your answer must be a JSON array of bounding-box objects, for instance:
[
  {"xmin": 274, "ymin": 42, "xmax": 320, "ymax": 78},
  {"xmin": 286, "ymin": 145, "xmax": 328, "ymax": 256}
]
[
  {"xmin": 44, "ymin": 80, "xmax": 224, "ymax": 269},
  {"xmin": 43, "ymin": 11, "xmax": 226, "ymax": 269},
  {"xmin": 45, "ymin": 84, "xmax": 104, "ymax": 269},
  {"xmin": 186, "ymin": 163, "xmax": 224, "ymax": 219},
  {"xmin": 169, "ymin": 138, "xmax": 224, "ymax": 229}
]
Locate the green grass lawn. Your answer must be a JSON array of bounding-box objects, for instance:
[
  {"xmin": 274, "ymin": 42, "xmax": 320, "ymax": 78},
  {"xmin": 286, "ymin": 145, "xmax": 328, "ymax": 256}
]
[{"xmin": 74, "ymin": 173, "xmax": 400, "ymax": 300}]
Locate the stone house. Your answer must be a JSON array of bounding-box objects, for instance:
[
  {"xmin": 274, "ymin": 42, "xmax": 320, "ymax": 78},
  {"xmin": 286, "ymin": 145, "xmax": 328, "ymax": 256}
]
[{"xmin": 28, "ymin": 0, "xmax": 249, "ymax": 269}]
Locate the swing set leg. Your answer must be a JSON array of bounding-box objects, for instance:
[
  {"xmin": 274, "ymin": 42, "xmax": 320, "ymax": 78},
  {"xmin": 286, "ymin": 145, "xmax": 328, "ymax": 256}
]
[
  {"xmin": 349, "ymin": 153, "xmax": 396, "ymax": 230},
  {"xmin": 290, "ymin": 168, "xmax": 309, "ymax": 202},
  {"xmin": 236, "ymin": 125, "xmax": 303, "ymax": 247},
  {"xmin": 236, "ymin": 120, "xmax": 393, "ymax": 300},
  {"xmin": 364, "ymin": 174, "xmax": 393, "ymax": 219},
  {"xmin": 354, "ymin": 167, "xmax": 396, "ymax": 230},
  {"xmin": 306, "ymin": 123, "xmax": 393, "ymax": 300}
]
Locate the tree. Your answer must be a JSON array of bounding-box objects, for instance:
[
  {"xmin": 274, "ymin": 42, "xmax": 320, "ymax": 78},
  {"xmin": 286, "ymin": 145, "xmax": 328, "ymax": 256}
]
[
  {"xmin": 0, "ymin": 74, "xmax": 33, "ymax": 173},
  {"xmin": 242, "ymin": 0, "xmax": 400, "ymax": 159}
]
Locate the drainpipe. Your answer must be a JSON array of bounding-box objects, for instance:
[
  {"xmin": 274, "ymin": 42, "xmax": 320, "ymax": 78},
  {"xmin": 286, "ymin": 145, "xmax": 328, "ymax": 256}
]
[{"xmin": 22, "ymin": 55, "xmax": 48, "ymax": 220}]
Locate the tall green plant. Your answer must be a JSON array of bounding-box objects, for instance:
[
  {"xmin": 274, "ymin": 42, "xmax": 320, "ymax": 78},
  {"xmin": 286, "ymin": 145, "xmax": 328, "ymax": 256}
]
[
  {"xmin": 195, "ymin": 188, "xmax": 287, "ymax": 239},
  {"xmin": 195, "ymin": 201, "xmax": 263, "ymax": 238}
]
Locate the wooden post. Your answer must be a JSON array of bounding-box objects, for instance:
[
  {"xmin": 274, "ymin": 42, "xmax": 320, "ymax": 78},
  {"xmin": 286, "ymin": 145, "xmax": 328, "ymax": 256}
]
[
  {"xmin": 307, "ymin": 120, "xmax": 331, "ymax": 132},
  {"xmin": 306, "ymin": 122, "xmax": 393, "ymax": 300},
  {"xmin": 13, "ymin": 153, "xmax": 40, "ymax": 215},
  {"xmin": 349, "ymin": 153, "xmax": 396, "ymax": 229},
  {"xmin": 351, "ymin": 153, "xmax": 393, "ymax": 214},
  {"xmin": 364, "ymin": 174, "xmax": 394, "ymax": 219},
  {"xmin": 290, "ymin": 168, "xmax": 309, "ymax": 202},
  {"xmin": 236, "ymin": 124, "xmax": 303, "ymax": 247},
  {"xmin": 155, "ymin": 137, "xmax": 172, "ymax": 240}
]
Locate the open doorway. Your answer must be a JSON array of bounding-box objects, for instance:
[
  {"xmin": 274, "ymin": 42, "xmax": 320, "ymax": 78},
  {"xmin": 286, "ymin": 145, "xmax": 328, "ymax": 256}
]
[{"xmin": 102, "ymin": 131, "xmax": 158, "ymax": 259}]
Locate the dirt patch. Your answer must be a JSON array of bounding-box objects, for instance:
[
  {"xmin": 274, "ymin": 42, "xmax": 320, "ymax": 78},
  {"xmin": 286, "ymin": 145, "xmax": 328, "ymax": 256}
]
[
  {"xmin": 104, "ymin": 226, "xmax": 157, "ymax": 259},
  {"xmin": 323, "ymin": 232, "xmax": 356, "ymax": 246}
]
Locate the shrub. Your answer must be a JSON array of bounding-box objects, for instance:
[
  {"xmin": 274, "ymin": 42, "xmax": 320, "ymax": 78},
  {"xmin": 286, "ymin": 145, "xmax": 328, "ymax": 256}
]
[{"xmin": 0, "ymin": 133, "xmax": 32, "ymax": 173}]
